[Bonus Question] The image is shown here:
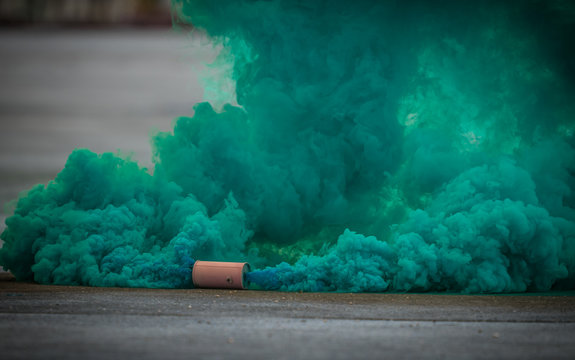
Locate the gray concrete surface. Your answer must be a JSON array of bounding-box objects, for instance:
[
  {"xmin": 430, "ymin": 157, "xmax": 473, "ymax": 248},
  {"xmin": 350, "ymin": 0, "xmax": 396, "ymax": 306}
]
[{"xmin": 1, "ymin": 275, "xmax": 575, "ymax": 359}]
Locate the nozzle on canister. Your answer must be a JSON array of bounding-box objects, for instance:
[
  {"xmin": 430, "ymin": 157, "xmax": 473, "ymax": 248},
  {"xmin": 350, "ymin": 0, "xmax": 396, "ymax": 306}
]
[{"xmin": 192, "ymin": 261, "xmax": 251, "ymax": 290}]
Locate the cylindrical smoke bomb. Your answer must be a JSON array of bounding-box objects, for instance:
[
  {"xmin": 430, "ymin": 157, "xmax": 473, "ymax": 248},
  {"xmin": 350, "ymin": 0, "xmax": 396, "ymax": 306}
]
[{"xmin": 192, "ymin": 261, "xmax": 251, "ymax": 290}]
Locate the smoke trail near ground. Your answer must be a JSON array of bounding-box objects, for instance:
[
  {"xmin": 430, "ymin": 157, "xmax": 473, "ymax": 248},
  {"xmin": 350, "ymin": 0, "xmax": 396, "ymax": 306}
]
[{"xmin": 1, "ymin": 0, "xmax": 574, "ymax": 292}]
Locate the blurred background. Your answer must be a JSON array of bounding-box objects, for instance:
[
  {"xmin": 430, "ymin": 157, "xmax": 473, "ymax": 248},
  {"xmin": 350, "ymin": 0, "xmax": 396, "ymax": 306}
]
[
  {"xmin": 0, "ymin": 0, "xmax": 172, "ymax": 26},
  {"xmin": 0, "ymin": 0, "xmax": 212, "ymax": 239}
]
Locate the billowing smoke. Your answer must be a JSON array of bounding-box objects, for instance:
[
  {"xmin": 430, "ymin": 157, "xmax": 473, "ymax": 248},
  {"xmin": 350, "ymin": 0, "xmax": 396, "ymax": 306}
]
[{"xmin": 1, "ymin": 0, "xmax": 574, "ymax": 292}]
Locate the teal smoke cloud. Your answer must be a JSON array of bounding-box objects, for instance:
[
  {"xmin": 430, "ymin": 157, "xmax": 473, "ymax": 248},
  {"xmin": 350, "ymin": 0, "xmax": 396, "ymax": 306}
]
[{"xmin": 1, "ymin": 0, "xmax": 574, "ymax": 292}]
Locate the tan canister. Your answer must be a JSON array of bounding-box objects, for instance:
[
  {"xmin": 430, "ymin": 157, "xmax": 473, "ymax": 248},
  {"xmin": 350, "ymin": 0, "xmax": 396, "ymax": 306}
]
[{"xmin": 192, "ymin": 261, "xmax": 250, "ymax": 289}]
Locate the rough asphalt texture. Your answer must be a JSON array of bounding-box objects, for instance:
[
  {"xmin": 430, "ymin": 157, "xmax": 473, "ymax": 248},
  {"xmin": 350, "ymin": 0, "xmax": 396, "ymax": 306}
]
[{"xmin": 1, "ymin": 274, "xmax": 575, "ymax": 360}]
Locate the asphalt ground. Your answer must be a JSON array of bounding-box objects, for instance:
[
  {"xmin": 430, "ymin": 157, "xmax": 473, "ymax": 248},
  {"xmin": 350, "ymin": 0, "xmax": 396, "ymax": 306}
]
[{"xmin": 1, "ymin": 273, "xmax": 575, "ymax": 360}]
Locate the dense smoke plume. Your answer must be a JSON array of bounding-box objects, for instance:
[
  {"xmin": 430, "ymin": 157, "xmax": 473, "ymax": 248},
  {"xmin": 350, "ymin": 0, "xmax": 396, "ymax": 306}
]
[{"xmin": 1, "ymin": 0, "xmax": 574, "ymax": 292}]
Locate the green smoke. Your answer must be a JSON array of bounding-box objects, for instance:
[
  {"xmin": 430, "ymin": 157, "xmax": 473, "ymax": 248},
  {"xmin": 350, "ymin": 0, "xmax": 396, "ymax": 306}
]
[{"xmin": 1, "ymin": 0, "xmax": 574, "ymax": 292}]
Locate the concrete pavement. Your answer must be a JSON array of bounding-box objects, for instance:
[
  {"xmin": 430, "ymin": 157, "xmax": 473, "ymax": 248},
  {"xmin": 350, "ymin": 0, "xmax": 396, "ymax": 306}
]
[{"xmin": 1, "ymin": 274, "xmax": 574, "ymax": 359}]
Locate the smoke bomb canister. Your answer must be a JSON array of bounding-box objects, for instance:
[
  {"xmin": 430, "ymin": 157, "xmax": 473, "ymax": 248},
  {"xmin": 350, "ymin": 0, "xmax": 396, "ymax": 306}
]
[{"xmin": 192, "ymin": 261, "xmax": 251, "ymax": 289}]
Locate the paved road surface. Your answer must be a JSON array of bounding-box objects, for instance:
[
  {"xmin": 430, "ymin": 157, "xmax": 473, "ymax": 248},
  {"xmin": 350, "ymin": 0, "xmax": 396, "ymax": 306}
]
[{"xmin": 1, "ymin": 274, "xmax": 575, "ymax": 359}]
